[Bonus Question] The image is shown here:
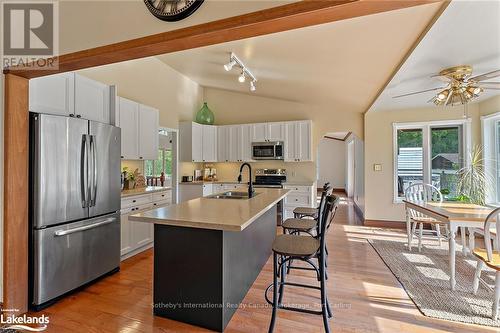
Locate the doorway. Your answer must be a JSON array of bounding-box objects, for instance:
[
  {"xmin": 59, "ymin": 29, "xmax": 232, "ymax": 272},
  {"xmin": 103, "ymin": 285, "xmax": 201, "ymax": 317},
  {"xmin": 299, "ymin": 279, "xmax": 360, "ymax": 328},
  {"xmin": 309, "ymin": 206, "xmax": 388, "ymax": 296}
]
[{"xmin": 347, "ymin": 139, "xmax": 355, "ymax": 198}]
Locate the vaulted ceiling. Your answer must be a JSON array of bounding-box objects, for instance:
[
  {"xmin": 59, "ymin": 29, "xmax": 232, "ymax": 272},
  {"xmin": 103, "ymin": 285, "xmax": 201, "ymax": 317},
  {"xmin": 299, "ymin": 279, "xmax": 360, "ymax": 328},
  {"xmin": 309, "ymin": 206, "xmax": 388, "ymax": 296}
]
[{"xmin": 158, "ymin": 2, "xmax": 445, "ymax": 114}]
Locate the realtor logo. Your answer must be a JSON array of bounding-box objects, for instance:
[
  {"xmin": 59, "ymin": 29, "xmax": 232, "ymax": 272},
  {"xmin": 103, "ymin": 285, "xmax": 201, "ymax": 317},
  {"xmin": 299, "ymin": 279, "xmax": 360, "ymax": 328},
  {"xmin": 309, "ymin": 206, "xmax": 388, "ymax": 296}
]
[{"xmin": 2, "ymin": 1, "xmax": 58, "ymax": 69}]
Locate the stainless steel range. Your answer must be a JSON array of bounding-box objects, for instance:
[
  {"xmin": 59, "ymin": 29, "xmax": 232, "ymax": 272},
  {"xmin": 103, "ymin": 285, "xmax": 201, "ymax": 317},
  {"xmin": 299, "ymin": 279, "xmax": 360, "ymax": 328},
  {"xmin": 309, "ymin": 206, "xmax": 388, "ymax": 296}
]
[{"xmin": 253, "ymin": 169, "xmax": 286, "ymax": 225}]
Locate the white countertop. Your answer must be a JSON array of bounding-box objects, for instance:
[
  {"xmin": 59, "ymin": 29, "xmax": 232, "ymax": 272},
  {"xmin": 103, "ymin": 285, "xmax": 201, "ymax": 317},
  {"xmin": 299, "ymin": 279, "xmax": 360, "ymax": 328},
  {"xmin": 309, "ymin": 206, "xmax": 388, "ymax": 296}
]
[
  {"xmin": 129, "ymin": 188, "xmax": 289, "ymax": 232},
  {"xmin": 121, "ymin": 186, "xmax": 171, "ymax": 198}
]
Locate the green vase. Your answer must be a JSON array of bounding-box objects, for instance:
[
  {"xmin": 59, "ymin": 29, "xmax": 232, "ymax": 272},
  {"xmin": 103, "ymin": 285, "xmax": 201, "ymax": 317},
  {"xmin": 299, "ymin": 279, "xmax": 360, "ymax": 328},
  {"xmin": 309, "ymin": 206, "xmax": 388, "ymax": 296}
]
[{"xmin": 195, "ymin": 102, "xmax": 215, "ymax": 125}]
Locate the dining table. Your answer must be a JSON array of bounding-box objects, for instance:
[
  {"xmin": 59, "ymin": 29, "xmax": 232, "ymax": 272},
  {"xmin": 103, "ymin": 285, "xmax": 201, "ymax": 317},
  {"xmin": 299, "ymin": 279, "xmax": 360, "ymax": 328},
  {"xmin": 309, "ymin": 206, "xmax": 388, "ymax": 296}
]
[{"xmin": 404, "ymin": 200, "xmax": 494, "ymax": 290}]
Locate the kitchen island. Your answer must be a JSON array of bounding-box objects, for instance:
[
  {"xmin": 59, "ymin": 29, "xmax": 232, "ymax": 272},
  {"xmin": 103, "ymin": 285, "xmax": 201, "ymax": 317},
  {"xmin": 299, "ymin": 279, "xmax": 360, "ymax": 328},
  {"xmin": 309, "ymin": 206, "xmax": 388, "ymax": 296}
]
[{"xmin": 129, "ymin": 188, "xmax": 289, "ymax": 332}]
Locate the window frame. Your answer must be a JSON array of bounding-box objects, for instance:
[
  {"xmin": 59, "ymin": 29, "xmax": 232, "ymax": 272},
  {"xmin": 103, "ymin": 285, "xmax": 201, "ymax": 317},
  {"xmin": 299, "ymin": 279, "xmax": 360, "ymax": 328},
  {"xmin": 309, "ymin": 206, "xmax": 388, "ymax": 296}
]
[
  {"xmin": 482, "ymin": 111, "xmax": 500, "ymax": 205},
  {"xmin": 393, "ymin": 118, "xmax": 471, "ymax": 203}
]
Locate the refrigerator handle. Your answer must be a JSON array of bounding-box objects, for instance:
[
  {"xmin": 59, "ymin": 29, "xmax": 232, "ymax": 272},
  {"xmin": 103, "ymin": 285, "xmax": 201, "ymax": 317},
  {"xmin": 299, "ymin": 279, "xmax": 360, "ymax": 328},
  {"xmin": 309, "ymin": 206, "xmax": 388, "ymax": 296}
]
[
  {"xmin": 80, "ymin": 135, "xmax": 89, "ymax": 208},
  {"xmin": 90, "ymin": 135, "xmax": 98, "ymax": 207}
]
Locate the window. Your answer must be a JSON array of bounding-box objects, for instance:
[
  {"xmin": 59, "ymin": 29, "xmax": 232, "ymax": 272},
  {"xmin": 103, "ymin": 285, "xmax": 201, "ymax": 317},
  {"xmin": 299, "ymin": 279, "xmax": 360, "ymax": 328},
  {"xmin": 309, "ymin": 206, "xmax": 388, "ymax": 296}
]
[
  {"xmin": 394, "ymin": 120, "xmax": 470, "ymax": 201},
  {"xmin": 482, "ymin": 112, "xmax": 500, "ymax": 204},
  {"xmin": 145, "ymin": 148, "xmax": 173, "ymax": 186}
]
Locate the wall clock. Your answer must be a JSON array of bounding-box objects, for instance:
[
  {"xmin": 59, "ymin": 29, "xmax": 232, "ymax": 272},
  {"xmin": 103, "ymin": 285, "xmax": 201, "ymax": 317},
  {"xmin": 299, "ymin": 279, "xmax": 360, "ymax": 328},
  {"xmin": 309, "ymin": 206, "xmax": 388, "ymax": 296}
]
[{"xmin": 144, "ymin": 0, "xmax": 204, "ymax": 22}]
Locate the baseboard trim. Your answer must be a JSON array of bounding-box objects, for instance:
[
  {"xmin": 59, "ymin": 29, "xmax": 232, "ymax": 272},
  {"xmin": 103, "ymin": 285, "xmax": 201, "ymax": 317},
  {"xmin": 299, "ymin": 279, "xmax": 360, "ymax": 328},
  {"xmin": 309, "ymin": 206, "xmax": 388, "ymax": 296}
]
[
  {"xmin": 121, "ymin": 242, "xmax": 154, "ymax": 261},
  {"xmin": 364, "ymin": 219, "xmax": 406, "ymax": 229}
]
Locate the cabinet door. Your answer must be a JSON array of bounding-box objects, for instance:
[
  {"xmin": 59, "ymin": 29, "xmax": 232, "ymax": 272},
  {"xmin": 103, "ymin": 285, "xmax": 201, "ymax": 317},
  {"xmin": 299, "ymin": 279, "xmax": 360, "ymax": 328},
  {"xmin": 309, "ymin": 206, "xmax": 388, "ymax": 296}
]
[
  {"xmin": 191, "ymin": 122, "xmax": 203, "ymax": 162},
  {"xmin": 74, "ymin": 74, "xmax": 110, "ymax": 123},
  {"xmin": 296, "ymin": 121, "xmax": 312, "ymax": 161},
  {"xmin": 252, "ymin": 123, "xmax": 267, "ymax": 142},
  {"xmin": 202, "ymin": 125, "xmax": 217, "ymax": 162},
  {"xmin": 228, "ymin": 125, "xmax": 240, "ymax": 162},
  {"xmin": 29, "ymin": 73, "xmax": 75, "ymax": 116},
  {"xmin": 240, "ymin": 124, "xmax": 253, "ymax": 162},
  {"xmin": 202, "ymin": 184, "xmax": 214, "ymax": 196},
  {"xmin": 138, "ymin": 104, "xmax": 159, "ymax": 160},
  {"xmin": 120, "ymin": 211, "xmax": 132, "ymax": 256},
  {"xmin": 130, "ymin": 203, "xmax": 154, "ymax": 248},
  {"xmin": 284, "ymin": 122, "xmax": 297, "ymax": 162},
  {"xmin": 118, "ymin": 97, "xmax": 139, "ymax": 159},
  {"xmin": 267, "ymin": 122, "xmax": 286, "ymax": 141},
  {"xmin": 217, "ymin": 126, "xmax": 229, "ymax": 162}
]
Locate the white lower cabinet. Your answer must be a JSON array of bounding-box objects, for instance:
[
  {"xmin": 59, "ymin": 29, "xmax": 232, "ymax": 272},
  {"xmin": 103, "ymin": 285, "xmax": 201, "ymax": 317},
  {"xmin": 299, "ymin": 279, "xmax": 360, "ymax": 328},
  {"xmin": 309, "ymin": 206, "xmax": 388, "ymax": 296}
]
[
  {"xmin": 120, "ymin": 189, "xmax": 171, "ymax": 260},
  {"xmin": 179, "ymin": 183, "xmax": 246, "ymax": 202},
  {"xmin": 283, "ymin": 184, "xmax": 315, "ymax": 220}
]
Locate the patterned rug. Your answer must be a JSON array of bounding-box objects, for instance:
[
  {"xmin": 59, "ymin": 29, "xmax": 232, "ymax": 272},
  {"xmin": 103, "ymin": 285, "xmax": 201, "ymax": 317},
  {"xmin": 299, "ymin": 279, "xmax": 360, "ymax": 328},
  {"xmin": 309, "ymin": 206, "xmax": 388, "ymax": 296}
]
[{"xmin": 369, "ymin": 237, "xmax": 500, "ymax": 327}]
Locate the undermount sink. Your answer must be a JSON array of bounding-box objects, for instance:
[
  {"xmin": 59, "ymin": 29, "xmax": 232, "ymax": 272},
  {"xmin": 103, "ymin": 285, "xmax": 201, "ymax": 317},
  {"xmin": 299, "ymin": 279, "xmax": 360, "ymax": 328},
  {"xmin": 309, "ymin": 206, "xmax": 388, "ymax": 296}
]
[{"xmin": 207, "ymin": 191, "xmax": 260, "ymax": 200}]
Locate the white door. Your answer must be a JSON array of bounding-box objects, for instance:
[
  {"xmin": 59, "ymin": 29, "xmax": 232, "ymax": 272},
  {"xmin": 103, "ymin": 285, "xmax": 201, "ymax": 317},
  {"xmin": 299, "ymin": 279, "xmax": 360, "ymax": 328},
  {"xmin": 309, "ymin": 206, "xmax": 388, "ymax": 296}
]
[
  {"xmin": 138, "ymin": 104, "xmax": 159, "ymax": 160},
  {"xmin": 252, "ymin": 123, "xmax": 267, "ymax": 142},
  {"xmin": 202, "ymin": 125, "xmax": 217, "ymax": 162},
  {"xmin": 217, "ymin": 126, "xmax": 229, "ymax": 162},
  {"xmin": 130, "ymin": 203, "xmax": 154, "ymax": 248},
  {"xmin": 240, "ymin": 124, "xmax": 253, "ymax": 162},
  {"xmin": 347, "ymin": 140, "xmax": 355, "ymax": 197},
  {"xmin": 228, "ymin": 125, "xmax": 240, "ymax": 162},
  {"xmin": 120, "ymin": 210, "xmax": 132, "ymax": 256},
  {"xmin": 285, "ymin": 122, "xmax": 297, "ymax": 162},
  {"xmin": 74, "ymin": 74, "xmax": 110, "ymax": 123},
  {"xmin": 296, "ymin": 121, "xmax": 312, "ymax": 161},
  {"xmin": 118, "ymin": 97, "xmax": 139, "ymax": 159},
  {"xmin": 267, "ymin": 122, "xmax": 286, "ymax": 141},
  {"xmin": 29, "ymin": 73, "xmax": 75, "ymax": 116}
]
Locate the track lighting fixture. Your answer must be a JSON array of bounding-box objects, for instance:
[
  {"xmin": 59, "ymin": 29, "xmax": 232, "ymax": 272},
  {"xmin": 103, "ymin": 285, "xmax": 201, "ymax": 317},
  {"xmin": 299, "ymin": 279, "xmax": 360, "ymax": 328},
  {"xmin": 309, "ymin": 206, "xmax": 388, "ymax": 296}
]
[{"xmin": 223, "ymin": 52, "xmax": 257, "ymax": 91}]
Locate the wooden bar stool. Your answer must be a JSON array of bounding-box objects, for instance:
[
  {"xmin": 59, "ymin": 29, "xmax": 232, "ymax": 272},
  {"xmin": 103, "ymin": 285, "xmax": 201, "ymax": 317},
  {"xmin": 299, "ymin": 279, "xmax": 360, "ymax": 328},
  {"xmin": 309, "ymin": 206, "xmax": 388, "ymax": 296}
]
[
  {"xmin": 293, "ymin": 182, "xmax": 331, "ymax": 219},
  {"xmin": 265, "ymin": 195, "xmax": 339, "ymax": 333}
]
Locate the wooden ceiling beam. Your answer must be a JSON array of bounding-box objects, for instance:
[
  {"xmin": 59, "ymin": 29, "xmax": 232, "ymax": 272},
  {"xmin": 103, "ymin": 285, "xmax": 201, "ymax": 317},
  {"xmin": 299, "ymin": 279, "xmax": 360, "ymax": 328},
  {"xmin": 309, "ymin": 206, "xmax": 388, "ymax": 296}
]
[{"xmin": 5, "ymin": 0, "xmax": 442, "ymax": 79}]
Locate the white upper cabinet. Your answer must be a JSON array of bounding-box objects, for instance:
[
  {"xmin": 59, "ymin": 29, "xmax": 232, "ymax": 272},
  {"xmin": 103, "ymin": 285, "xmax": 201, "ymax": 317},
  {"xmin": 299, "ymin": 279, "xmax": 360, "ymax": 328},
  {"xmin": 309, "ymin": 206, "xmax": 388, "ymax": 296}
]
[
  {"xmin": 202, "ymin": 125, "xmax": 217, "ymax": 162},
  {"xmin": 74, "ymin": 74, "xmax": 110, "ymax": 123},
  {"xmin": 217, "ymin": 126, "xmax": 230, "ymax": 162},
  {"xmin": 118, "ymin": 97, "xmax": 139, "ymax": 159},
  {"xmin": 138, "ymin": 104, "xmax": 159, "ymax": 160},
  {"xmin": 251, "ymin": 122, "xmax": 285, "ymax": 142},
  {"xmin": 29, "ymin": 73, "xmax": 75, "ymax": 116},
  {"xmin": 267, "ymin": 122, "xmax": 286, "ymax": 141},
  {"xmin": 228, "ymin": 125, "xmax": 240, "ymax": 162},
  {"xmin": 30, "ymin": 73, "xmax": 113, "ymax": 123},
  {"xmin": 239, "ymin": 124, "xmax": 253, "ymax": 162},
  {"xmin": 285, "ymin": 120, "xmax": 312, "ymax": 162},
  {"xmin": 179, "ymin": 122, "xmax": 217, "ymax": 162}
]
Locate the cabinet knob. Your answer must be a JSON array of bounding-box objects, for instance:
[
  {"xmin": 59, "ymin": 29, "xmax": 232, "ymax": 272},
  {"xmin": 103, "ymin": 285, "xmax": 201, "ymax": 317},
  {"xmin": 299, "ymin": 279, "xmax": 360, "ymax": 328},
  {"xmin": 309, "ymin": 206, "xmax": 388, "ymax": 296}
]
[
  {"xmin": 76, "ymin": 115, "xmax": 81, "ymax": 118},
  {"xmin": 139, "ymin": 156, "xmax": 143, "ymax": 159},
  {"xmin": 69, "ymin": 114, "xmax": 74, "ymax": 117},
  {"xmin": 132, "ymin": 199, "xmax": 136, "ymax": 203}
]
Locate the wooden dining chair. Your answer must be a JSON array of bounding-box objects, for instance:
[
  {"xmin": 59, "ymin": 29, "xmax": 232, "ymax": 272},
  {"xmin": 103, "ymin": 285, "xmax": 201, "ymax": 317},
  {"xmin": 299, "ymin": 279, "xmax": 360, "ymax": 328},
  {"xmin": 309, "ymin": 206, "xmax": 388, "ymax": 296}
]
[
  {"xmin": 472, "ymin": 207, "xmax": 500, "ymax": 319},
  {"xmin": 405, "ymin": 183, "xmax": 446, "ymax": 252}
]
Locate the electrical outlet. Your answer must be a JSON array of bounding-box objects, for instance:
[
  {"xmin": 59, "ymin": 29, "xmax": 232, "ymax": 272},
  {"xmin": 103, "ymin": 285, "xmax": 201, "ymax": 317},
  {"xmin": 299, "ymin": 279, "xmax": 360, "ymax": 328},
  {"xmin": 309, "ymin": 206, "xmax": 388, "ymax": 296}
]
[{"xmin": 373, "ymin": 164, "xmax": 382, "ymax": 171}]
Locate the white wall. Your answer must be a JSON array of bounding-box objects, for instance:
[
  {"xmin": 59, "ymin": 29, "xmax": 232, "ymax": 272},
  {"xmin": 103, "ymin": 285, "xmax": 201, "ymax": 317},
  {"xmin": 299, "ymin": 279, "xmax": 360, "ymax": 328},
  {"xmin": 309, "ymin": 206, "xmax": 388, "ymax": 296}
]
[
  {"xmin": 346, "ymin": 134, "xmax": 365, "ymax": 214},
  {"xmin": 317, "ymin": 138, "xmax": 346, "ymax": 189}
]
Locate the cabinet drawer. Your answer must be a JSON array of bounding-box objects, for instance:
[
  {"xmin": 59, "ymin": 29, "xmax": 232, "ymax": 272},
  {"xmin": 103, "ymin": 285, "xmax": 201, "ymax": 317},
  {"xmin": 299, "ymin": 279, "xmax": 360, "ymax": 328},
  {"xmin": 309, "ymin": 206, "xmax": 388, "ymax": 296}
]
[
  {"xmin": 152, "ymin": 191, "xmax": 171, "ymax": 203},
  {"xmin": 121, "ymin": 194, "xmax": 152, "ymax": 209},
  {"xmin": 284, "ymin": 185, "xmax": 311, "ymax": 193},
  {"xmin": 285, "ymin": 194, "xmax": 311, "ymax": 206},
  {"xmin": 121, "ymin": 202, "xmax": 153, "ymax": 215},
  {"xmin": 152, "ymin": 199, "xmax": 170, "ymax": 208}
]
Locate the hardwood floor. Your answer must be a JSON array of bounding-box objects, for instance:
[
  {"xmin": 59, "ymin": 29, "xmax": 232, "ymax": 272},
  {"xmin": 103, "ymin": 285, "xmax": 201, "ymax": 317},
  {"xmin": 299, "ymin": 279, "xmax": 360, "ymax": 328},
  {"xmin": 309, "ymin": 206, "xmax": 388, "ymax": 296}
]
[{"xmin": 32, "ymin": 196, "xmax": 498, "ymax": 332}]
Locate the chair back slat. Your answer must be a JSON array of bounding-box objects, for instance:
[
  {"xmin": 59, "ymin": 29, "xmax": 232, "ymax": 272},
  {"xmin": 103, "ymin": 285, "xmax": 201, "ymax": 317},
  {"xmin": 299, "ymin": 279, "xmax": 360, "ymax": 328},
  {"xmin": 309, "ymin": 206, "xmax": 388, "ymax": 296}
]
[
  {"xmin": 483, "ymin": 207, "xmax": 500, "ymax": 261},
  {"xmin": 319, "ymin": 195, "xmax": 340, "ymax": 254},
  {"xmin": 404, "ymin": 183, "xmax": 443, "ymax": 219}
]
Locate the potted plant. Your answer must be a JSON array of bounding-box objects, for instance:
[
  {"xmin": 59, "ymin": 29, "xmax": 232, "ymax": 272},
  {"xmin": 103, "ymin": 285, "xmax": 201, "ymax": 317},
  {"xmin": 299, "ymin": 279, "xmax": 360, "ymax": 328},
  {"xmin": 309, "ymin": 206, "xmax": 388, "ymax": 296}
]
[
  {"xmin": 456, "ymin": 145, "xmax": 492, "ymax": 205},
  {"xmin": 123, "ymin": 167, "xmax": 136, "ymax": 190}
]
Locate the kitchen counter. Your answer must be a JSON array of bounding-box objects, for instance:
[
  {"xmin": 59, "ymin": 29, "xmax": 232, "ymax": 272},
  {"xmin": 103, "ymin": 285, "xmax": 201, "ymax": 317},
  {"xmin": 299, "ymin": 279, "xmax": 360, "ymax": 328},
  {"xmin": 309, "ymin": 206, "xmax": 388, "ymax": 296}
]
[
  {"xmin": 129, "ymin": 188, "xmax": 289, "ymax": 331},
  {"xmin": 179, "ymin": 180, "xmax": 240, "ymax": 185},
  {"xmin": 129, "ymin": 188, "xmax": 289, "ymax": 231},
  {"xmin": 283, "ymin": 181, "xmax": 316, "ymax": 186},
  {"xmin": 120, "ymin": 186, "xmax": 171, "ymax": 198}
]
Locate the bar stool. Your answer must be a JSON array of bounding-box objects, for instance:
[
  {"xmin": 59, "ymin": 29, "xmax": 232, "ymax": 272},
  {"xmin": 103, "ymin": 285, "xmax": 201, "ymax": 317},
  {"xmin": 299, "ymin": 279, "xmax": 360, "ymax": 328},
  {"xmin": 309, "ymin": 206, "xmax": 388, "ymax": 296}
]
[
  {"xmin": 265, "ymin": 195, "xmax": 339, "ymax": 333},
  {"xmin": 293, "ymin": 182, "xmax": 331, "ymax": 219}
]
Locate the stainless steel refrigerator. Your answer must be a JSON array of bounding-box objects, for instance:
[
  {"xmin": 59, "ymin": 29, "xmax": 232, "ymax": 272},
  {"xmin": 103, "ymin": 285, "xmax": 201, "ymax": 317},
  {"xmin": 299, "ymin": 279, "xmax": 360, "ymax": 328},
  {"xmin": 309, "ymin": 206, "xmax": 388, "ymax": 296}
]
[{"xmin": 30, "ymin": 113, "xmax": 121, "ymax": 308}]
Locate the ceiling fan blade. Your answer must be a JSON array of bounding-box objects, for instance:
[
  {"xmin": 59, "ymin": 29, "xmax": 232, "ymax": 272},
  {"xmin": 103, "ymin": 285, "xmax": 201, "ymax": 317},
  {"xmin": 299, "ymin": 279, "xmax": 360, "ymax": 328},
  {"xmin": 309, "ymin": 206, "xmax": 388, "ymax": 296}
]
[
  {"xmin": 480, "ymin": 81, "xmax": 500, "ymax": 85},
  {"xmin": 470, "ymin": 69, "xmax": 500, "ymax": 82},
  {"xmin": 392, "ymin": 87, "xmax": 446, "ymax": 99},
  {"xmin": 483, "ymin": 87, "xmax": 500, "ymax": 90},
  {"xmin": 431, "ymin": 74, "xmax": 451, "ymax": 82}
]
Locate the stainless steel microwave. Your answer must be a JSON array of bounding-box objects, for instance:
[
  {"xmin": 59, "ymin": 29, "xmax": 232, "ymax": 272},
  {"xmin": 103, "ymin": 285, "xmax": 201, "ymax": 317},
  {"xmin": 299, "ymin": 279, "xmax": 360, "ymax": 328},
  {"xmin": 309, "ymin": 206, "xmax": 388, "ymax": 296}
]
[{"xmin": 251, "ymin": 141, "xmax": 284, "ymax": 160}]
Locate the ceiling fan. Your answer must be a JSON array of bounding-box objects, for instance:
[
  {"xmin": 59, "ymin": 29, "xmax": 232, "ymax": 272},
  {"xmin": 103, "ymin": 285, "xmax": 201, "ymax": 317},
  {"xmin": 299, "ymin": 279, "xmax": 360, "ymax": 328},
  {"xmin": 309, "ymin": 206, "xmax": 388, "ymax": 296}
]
[{"xmin": 393, "ymin": 65, "xmax": 500, "ymax": 106}]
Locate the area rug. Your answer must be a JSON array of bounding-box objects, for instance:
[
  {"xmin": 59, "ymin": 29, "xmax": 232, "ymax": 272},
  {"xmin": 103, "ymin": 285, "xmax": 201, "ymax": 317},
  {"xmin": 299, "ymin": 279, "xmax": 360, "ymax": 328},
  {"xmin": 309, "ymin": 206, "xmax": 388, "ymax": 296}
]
[{"xmin": 369, "ymin": 237, "xmax": 500, "ymax": 327}]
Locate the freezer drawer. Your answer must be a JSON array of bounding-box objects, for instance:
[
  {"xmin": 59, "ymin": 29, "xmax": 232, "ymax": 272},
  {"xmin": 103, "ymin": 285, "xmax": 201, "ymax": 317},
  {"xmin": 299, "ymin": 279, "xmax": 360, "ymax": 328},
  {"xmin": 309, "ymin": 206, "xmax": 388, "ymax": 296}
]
[{"xmin": 33, "ymin": 213, "xmax": 120, "ymax": 306}]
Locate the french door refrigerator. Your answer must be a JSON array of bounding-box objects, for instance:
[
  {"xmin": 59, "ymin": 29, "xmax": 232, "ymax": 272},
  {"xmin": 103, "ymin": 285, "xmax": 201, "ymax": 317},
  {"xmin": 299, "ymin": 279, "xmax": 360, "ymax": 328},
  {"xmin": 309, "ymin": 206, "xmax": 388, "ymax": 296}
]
[{"xmin": 29, "ymin": 113, "xmax": 121, "ymax": 308}]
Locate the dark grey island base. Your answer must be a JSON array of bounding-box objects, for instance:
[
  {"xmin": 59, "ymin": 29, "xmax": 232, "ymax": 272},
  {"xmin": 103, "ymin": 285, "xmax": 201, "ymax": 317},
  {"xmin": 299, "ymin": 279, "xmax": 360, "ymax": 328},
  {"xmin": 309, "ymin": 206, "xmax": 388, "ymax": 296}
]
[{"xmin": 153, "ymin": 207, "xmax": 276, "ymax": 332}]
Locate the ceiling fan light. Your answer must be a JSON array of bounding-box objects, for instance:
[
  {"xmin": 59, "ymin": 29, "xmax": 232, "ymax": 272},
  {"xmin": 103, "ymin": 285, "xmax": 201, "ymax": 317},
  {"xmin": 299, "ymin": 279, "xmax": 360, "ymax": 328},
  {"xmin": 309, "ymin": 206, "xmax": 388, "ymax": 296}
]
[{"xmin": 436, "ymin": 89, "xmax": 449, "ymax": 101}]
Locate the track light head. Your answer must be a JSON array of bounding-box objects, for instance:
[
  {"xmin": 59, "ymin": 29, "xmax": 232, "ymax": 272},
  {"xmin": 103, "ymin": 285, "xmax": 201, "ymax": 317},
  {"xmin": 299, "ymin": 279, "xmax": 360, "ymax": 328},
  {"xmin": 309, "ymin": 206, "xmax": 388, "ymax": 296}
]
[
  {"xmin": 238, "ymin": 72, "xmax": 246, "ymax": 83},
  {"xmin": 224, "ymin": 60, "xmax": 236, "ymax": 72},
  {"xmin": 250, "ymin": 81, "xmax": 256, "ymax": 92}
]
